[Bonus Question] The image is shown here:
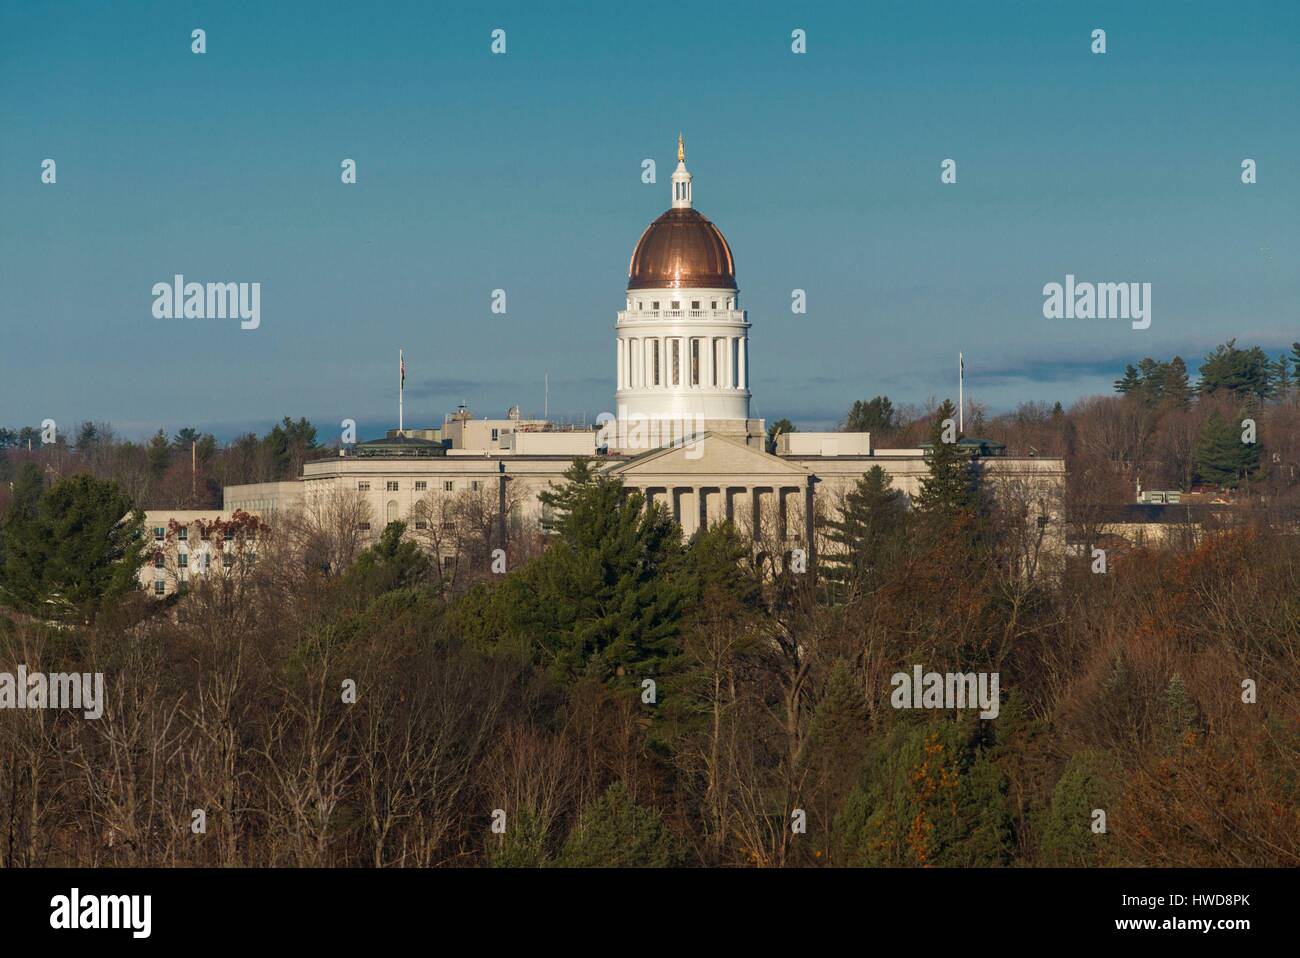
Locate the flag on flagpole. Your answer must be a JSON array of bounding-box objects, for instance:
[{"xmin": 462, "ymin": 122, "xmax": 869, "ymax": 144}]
[{"xmin": 400, "ymin": 349, "xmax": 405, "ymax": 388}]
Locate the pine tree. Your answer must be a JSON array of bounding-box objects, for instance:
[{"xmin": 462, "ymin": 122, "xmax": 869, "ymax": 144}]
[
  {"xmin": 1194, "ymin": 411, "xmax": 1260, "ymax": 487},
  {"xmin": 537, "ymin": 457, "xmax": 597, "ymax": 533},
  {"xmin": 914, "ymin": 399, "xmax": 980, "ymax": 519},
  {"xmin": 467, "ymin": 472, "xmax": 689, "ymax": 684},
  {"xmin": 1040, "ymin": 750, "xmax": 1120, "ymax": 866},
  {"xmin": 146, "ymin": 428, "xmax": 172, "ymax": 479},
  {"xmin": 804, "ymin": 661, "xmax": 871, "ymax": 828},
  {"xmin": 1137, "ymin": 357, "xmax": 1164, "ymax": 405},
  {"xmin": 1271, "ymin": 354, "xmax": 1293, "ymax": 401},
  {"xmin": 560, "ymin": 783, "xmax": 684, "ymax": 867},
  {"xmin": 821, "ymin": 465, "xmax": 905, "ymax": 599},
  {"xmin": 832, "ymin": 718, "xmax": 1013, "ymax": 867},
  {"xmin": 0, "ymin": 472, "xmax": 145, "ymax": 621},
  {"xmin": 1198, "ymin": 340, "xmax": 1273, "ymax": 400},
  {"xmin": 1162, "ymin": 673, "xmax": 1199, "ymax": 751},
  {"xmin": 1160, "ymin": 356, "xmax": 1192, "ymax": 408},
  {"xmin": 1114, "ymin": 364, "xmax": 1142, "ymax": 395},
  {"xmin": 844, "ymin": 396, "xmax": 896, "ymax": 433}
]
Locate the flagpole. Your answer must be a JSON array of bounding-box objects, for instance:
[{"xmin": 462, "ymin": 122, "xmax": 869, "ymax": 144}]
[
  {"xmin": 399, "ymin": 347, "xmax": 404, "ymax": 436},
  {"xmin": 958, "ymin": 352, "xmax": 964, "ymax": 435}
]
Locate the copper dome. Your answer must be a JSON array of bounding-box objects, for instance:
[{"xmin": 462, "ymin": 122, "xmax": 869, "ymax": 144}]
[{"xmin": 627, "ymin": 207, "xmax": 736, "ymax": 290}]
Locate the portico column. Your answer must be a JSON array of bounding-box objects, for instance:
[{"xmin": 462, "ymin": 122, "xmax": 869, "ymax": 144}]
[{"xmin": 704, "ymin": 487, "xmax": 723, "ymax": 528}]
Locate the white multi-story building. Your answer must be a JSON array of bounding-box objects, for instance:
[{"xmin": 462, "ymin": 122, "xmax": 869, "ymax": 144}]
[{"xmin": 140, "ymin": 139, "xmax": 1065, "ymax": 589}]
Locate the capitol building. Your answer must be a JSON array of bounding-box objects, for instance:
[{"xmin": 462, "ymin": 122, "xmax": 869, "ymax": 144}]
[{"xmin": 141, "ymin": 140, "xmax": 1065, "ymax": 593}]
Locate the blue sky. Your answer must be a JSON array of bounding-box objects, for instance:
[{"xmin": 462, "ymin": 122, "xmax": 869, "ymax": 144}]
[{"xmin": 2, "ymin": 0, "xmax": 1297, "ymax": 439}]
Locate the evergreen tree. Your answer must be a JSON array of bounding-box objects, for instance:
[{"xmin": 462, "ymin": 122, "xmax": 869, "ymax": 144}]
[
  {"xmin": 1159, "ymin": 356, "xmax": 1192, "ymax": 408},
  {"xmin": 844, "ymin": 396, "xmax": 896, "ymax": 434},
  {"xmin": 1161, "ymin": 673, "xmax": 1199, "ymax": 751},
  {"xmin": 1113, "ymin": 364, "xmax": 1142, "ymax": 395},
  {"xmin": 914, "ymin": 399, "xmax": 980, "ymax": 519},
  {"xmin": 0, "ymin": 472, "xmax": 145, "ymax": 621},
  {"xmin": 1194, "ymin": 410, "xmax": 1260, "ymax": 487},
  {"xmin": 677, "ymin": 519, "xmax": 763, "ymax": 616},
  {"xmin": 146, "ymin": 428, "xmax": 171, "ymax": 479},
  {"xmin": 487, "ymin": 809, "xmax": 551, "ymax": 868},
  {"xmin": 560, "ymin": 782, "xmax": 684, "ymax": 867},
  {"xmin": 1040, "ymin": 749, "xmax": 1120, "ymax": 867},
  {"xmin": 537, "ymin": 457, "xmax": 597, "ymax": 533},
  {"xmin": 75, "ymin": 421, "xmax": 101, "ymax": 450},
  {"xmin": 1271, "ymin": 354, "xmax": 1293, "ymax": 401},
  {"xmin": 344, "ymin": 521, "xmax": 431, "ymax": 596},
  {"xmin": 804, "ymin": 661, "xmax": 871, "ymax": 841},
  {"xmin": 821, "ymin": 465, "xmax": 906, "ymax": 599},
  {"xmin": 460, "ymin": 472, "xmax": 688, "ymax": 684},
  {"xmin": 0, "ymin": 463, "xmax": 44, "ymax": 592},
  {"xmin": 263, "ymin": 416, "xmax": 318, "ymax": 479},
  {"xmin": 1198, "ymin": 340, "xmax": 1273, "ymax": 400},
  {"xmin": 833, "ymin": 718, "xmax": 1013, "ymax": 867},
  {"xmin": 1137, "ymin": 357, "xmax": 1164, "ymax": 405}
]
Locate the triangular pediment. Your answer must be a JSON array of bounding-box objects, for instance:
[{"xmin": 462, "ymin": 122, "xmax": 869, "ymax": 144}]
[{"xmin": 603, "ymin": 432, "xmax": 810, "ymax": 480}]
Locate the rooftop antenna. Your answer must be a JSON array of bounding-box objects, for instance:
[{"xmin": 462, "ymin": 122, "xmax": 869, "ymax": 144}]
[
  {"xmin": 398, "ymin": 347, "xmax": 406, "ymax": 436},
  {"xmin": 958, "ymin": 352, "xmax": 965, "ymax": 435}
]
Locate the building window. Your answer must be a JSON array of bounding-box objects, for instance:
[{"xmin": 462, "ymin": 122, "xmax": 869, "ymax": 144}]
[
  {"xmin": 711, "ymin": 300, "xmax": 718, "ymax": 309},
  {"xmin": 442, "ymin": 556, "xmax": 456, "ymax": 569},
  {"xmin": 415, "ymin": 521, "xmax": 428, "ymax": 530},
  {"xmin": 358, "ymin": 522, "xmax": 371, "ymax": 532},
  {"xmin": 154, "ymin": 553, "xmax": 164, "ymax": 569},
  {"xmin": 178, "ymin": 553, "xmax": 188, "ymax": 568},
  {"xmin": 199, "ymin": 527, "xmax": 209, "ymax": 540},
  {"xmin": 690, "ymin": 339, "xmax": 700, "ymax": 385},
  {"xmin": 415, "ymin": 481, "xmax": 428, "ymax": 492},
  {"xmin": 386, "ymin": 500, "xmax": 398, "ymax": 523},
  {"xmin": 154, "ymin": 580, "xmax": 165, "ymax": 595},
  {"xmin": 386, "ymin": 481, "xmax": 399, "ymax": 492},
  {"xmin": 247, "ymin": 553, "xmax": 257, "ymax": 565},
  {"xmin": 672, "ymin": 340, "xmax": 680, "ymax": 386},
  {"xmin": 471, "ymin": 481, "xmax": 482, "ymax": 492},
  {"xmin": 651, "ymin": 301, "xmax": 659, "ymax": 310},
  {"xmin": 443, "ymin": 481, "xmax": 454, "ymax": 492},
  {"xmin": 358, "ymin": 481, "xmax": 370, "ymax": 492},
  {"xmin": 223, "ymin": 529, "xmax": 233, "ymax": 541},
  {"xmin": 153, "ymin": 527, "xmax": 165, "ymax": 541},
  {"xmin": 652, "ymin": 340, "xmax": 660, "ymax": 385},
  {"xmin": 691, "ymin": 300, "xmax": 700, "ymax": 310},
  {"xmin": 223, "ymin": 554, "xmax": 233, "ymax": 568},
  {"xmin": 671, "ymin": 301, "xmax": 680, "ymax": 310},
  {"xmin": 441, "ymin": 520, "xmax": 455, "ymax": 531},
  {"xmin": 177, "ymin": 527, "xmax": 188, "ymax": 541},
  {"xmin": 491, "ymin": 428, "xmax": 499, "ymax": 442},
  {"xmin": 202, "ymin": 554, "xmax": 211, "ymax": 570}
]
